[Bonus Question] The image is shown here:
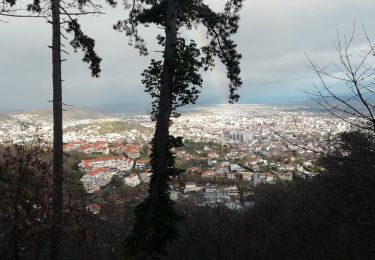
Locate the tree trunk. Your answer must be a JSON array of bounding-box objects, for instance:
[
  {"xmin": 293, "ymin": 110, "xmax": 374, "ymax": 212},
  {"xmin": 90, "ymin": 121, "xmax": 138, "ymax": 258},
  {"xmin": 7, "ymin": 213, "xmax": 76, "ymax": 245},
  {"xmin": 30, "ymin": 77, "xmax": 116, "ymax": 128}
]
[
  {"xmin": 150, "ymin": 0, "xmax": 178, "ymax": 202},
  {"xmin": 50, "ymin": 0, "xmax": 63, "ymax": 258}
]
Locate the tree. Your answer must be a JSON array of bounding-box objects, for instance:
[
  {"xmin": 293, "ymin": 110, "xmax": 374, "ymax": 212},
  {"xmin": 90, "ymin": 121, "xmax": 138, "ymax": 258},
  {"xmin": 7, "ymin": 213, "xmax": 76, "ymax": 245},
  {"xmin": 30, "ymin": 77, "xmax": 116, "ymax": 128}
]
[
  {"xmin": 115, "ymin": 0, "xmax": 243, "ymax": 257},
  {"xmin": 238, "ymin": 25, "xmax": 375, "ymax": 259},
  {"xmin": 1, "ymin": 1, "xmax": 114, "ymax": 258},
  {"xmin": 0, "ymin": 128, "xmax": 53, "ymax": 259},
  {"xmin": 307, "ymin": 24, "xmax": 375, "ymax": 139}
]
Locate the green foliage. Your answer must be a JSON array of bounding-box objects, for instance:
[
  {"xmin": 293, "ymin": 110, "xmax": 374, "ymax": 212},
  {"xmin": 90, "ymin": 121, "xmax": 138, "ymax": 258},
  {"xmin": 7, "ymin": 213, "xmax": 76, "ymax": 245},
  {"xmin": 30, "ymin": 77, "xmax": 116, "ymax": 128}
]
[
  {"xmin": 66, "ymin": 19, "xmax": 102, "ymax": 77},
  {"xmin": 115, "ymin": 0, "xmax": 243, "ymax": 104},
  {"xmin": 111, "ymin": 175, "xmax": 125, "ymax": 188},
  {"xmin": 124, "ymin": 180, "xmax": 181, "ymax": 258},
  {"xmin": 117, "ymin": 0, "xmax": 243, "ymax": 257},
  {"xmin": 142, "ymin": 38, "xmax": 204, "ymax": 118},
  {"xmin": 65, "ymin": 169, "xmax": 85, "ymax": 194},
  {"xmin": 124, "ymin": 135, "xmax": 183, "ymax": 257},
  {"xmin": 0, "ymin": 143, "xmax": 53, "ymax": 259}
]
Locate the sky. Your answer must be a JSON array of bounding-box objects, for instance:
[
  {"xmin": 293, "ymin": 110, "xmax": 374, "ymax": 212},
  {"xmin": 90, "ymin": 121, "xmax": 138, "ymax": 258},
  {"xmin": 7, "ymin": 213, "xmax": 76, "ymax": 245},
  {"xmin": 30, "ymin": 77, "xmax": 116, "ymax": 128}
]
[{"xmin": 1, "ymin": 0, "xmax": 375, "ymax": 112}]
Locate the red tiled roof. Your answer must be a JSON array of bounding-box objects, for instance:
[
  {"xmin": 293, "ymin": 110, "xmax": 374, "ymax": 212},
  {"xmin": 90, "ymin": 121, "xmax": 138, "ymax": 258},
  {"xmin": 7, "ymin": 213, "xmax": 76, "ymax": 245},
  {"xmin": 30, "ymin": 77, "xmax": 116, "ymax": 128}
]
[
  {"xmin": 88, "ymin": 203, "xmax": 101, "ymax": 210},
  {"xmin": 87, "ymin": 168, "xmax": 108, "ymax": 176},
  {"xmin": 82, "ymin": 156, "xmax": 131, "ymax": 164},
  {"xmin": 136, "ymin": 159, "xmax": 150, "ymax": 164}
]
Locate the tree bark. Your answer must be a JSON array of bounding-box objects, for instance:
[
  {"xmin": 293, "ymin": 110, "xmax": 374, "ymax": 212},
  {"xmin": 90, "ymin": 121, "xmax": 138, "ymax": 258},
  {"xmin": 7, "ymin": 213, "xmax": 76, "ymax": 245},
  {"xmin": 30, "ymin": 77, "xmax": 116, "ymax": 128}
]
[
  {"xmin": 50, "ymin": 0, "xmax": 63, "ymax": 258},
  {"xmin": 150, "ymin": 0, "xmax": 177, "ymax": 202}
]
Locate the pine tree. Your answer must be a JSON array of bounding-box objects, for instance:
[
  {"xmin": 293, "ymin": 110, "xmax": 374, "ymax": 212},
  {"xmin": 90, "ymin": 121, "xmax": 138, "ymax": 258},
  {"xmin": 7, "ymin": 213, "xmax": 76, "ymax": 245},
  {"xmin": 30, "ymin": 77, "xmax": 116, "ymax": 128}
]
[
  {"xmin": 115, "ymin": 0, "xmax": 244, "ymax": 257},
  {"xmin": 1, "ymin": 0, "xmax": 115, "ymax": 258}
]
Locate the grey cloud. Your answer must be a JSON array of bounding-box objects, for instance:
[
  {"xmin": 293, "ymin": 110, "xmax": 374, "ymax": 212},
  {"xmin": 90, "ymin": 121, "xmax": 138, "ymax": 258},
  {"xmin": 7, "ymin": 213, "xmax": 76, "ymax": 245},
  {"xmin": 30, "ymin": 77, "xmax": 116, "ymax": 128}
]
[{"xmin": 1, "ymin": 0, "xmax": 375, "ymax": 111}]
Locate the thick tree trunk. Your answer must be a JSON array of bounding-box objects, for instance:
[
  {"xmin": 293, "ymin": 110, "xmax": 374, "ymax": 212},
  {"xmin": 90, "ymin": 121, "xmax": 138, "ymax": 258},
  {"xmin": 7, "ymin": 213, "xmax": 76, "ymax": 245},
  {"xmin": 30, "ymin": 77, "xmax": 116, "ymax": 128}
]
[
  {"xmin": 150, "ymin": 0, "xmax": 178, "ymax": 202},
  {"xmin": 50, "ymin": 0, "xmax": 63, "ymax": 258}
]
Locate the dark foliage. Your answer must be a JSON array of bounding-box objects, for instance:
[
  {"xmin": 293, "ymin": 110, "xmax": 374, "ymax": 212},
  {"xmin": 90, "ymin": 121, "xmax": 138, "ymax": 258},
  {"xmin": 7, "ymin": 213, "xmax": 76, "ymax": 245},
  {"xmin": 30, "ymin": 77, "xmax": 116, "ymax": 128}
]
[
  {"xmin": 116, "ymin": 1, "xmax": 243, "ymax": 257},
  {"xmin": 124, "ymin": 135, "xmax": 184, "ymax": 258},
  {"xmin": 115, "ymin": 0, "xmax": 243, "ymax": 104},
  {"xmin": 242, "ymin": 130, "xmax": 375, "ymax": 259},
  {"xmin": 0, "ymin": 141, "xmax": 53, "ymax": 259},
  {"xmin": 66, "ymin": 19, "xmax": 102, "ymax": 77}
]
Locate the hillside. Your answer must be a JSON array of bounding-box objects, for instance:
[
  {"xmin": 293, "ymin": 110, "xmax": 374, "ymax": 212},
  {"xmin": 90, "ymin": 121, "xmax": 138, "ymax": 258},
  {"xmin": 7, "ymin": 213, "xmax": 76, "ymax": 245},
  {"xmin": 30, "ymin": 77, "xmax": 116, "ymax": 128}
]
[
  {"xmin": 13, "ymin": 108, "xmax": 108, "ymax": 120},
  {"xmin": 0, "ymin": 113, "xmax": 13, "ymax": 120}
]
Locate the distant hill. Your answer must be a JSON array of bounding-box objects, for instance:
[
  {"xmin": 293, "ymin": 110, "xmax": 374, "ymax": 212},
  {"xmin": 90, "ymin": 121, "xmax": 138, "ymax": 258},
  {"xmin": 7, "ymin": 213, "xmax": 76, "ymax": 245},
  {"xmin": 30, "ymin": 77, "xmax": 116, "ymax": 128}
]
[
  {"xmin": 63, "ymin": 109, "xmax": 109, "ymax": 120},
  {"xmin": 14, "ymin": 108, "xmax": 109, "ymax": 120},
  {"xmin": 0, "ymin": 113, "xmax": 13, "ymax": 120}
]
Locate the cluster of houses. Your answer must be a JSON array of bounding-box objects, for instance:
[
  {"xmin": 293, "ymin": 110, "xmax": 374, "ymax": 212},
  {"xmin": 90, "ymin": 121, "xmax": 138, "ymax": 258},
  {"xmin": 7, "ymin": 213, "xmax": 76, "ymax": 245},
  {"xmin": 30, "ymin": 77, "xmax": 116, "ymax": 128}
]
[
  {"xmin": 78, "ymin": 156, "xmax": 152, "ymax": 193},
  {"xmin": 198, "ymin": 160, "xmax": 275, "ymax": 186},
  {"xmin": 63, "ymin": 140, "xmax": 145, "ymax": 159},
  {"xmin": 198, "ymin": 154, "xmax": 318, "ymax": 186},
  {"xmin": 170, "ymin": 182, "xmax": 254, "ymax": 210},
  {"xmin": 62, "ymin": 139, "xmax": 154, "ymax": 193},
  {"xmin": 78, "ymin": 156, "xmax": 135, "ymax": 193},
  {"xmin": 110, "ymin": 143, "xmax": 142, "ymax": 159},
  {"xmin": 63, "ymin": 140, "xmax": 110, "ymax": 154}
]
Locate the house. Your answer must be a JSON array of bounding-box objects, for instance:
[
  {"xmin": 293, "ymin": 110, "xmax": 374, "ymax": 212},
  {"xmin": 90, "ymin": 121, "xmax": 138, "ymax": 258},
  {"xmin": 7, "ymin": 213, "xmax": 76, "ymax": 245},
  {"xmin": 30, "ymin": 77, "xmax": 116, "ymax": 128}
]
[
  {"xmin": 296, "ymin": 165, "xmax": 304, "ymax": 172},
  {"xmin": 122, "ymin": 145, "xmax": 141, "ymax": 159},
  {"xmin": 86, "ymin": 203, "xmax": 101, "ymax": 214},
  {"xmin": 207, "ymin": 159, "xmax": 217, "ymax": 166},
  {"xmin": 214, "ymin": 168, "xmax": 226, "ymax": 178},
  {"xmin": 135, "ymin": 159, "xmax": 150, "ymax": 170},
  {"xmin": 247, "ymin": 157, "xmax": 258, "ymax": 167},
  {"xmin": 230, "ymin": 163, "xmax": 242, "ymax": 172},
  {"xmin": 201, "ymin": 170, "xmax": 215, "ymax": 178},
  {"xmin": 226, "ymin": 172, "xmax": 236, "ymax": 180},
  {"xmin": 79, "ymin": 156, "xmax": 134, "ymax": 172},
  {"xmin": 170, "ymin": 191, "xmax": 179, "ymax": 201},
  {"xmin": 124, "ymin": 174, "xmax": 141, "ymax": 187},
  {"xmin": 187, "ymin": 167, "xmax": 200, "ymax": 173},
  {"xmin": 80, "ymin": 168, "xmax": 114, "ymax": 193},
  {"xmin": 207, "ymin": 152, "xmax": 219, "ymax": 159},
  {"xmin": 64, "ymin": 141, "xmax": 109, "ymax": 154},
  {"xmin": 185, "ymin": 182, "xmax": 197, "ymax": 192},
  {"xmin": 139, "ymin": 172, "xmax": 152, "ymax": 183},
  {"xmin": 63, "ymin": 140, "xmax": 86, "ymax": 152},
  {"xmin": 242, "ymin": 172, "xmax": 252, "ymax": 181},
  {"xmin": 203, "ymin": 187, "xmax": 230, "ymax": 204},
  {"xmin": 257, "ymin": 159, "xmax": 268, "ymax": 165}
]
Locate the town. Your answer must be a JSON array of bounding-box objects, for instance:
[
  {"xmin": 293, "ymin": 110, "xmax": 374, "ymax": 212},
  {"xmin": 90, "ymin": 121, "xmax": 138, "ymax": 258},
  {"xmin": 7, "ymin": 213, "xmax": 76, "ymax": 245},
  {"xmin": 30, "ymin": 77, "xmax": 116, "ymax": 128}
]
[{"xmin": 0, "ymin": 104, "xmax": 349, "ymax": 212}]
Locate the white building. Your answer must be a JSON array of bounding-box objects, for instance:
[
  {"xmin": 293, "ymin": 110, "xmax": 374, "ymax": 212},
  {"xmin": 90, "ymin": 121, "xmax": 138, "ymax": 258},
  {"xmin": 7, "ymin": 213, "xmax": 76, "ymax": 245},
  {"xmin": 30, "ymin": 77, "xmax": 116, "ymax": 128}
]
[
  {"xmin": 124, "ymin": 174, "xmax": 141, "ymax": 187},
  {"xmin": 79, "ymin": 156, "xmax": 134, "ymax": 172},
  {"xmin": 170, "ymin": 191, "xmax": 179, "ymax": 201},
  {"xmin": 80, "ymin": 168, "xmax": 114, "ymax": 193},
  {"xmin": 230, "ymin": 163, "xmax": 242, "ymax": 172},
  {"xmin": 139, "ymin": 172, "xmax": 152, "ymax": 183},
  {"xmin": 185, "ymin": 182, "xmax": 197, "ymax": 192}
]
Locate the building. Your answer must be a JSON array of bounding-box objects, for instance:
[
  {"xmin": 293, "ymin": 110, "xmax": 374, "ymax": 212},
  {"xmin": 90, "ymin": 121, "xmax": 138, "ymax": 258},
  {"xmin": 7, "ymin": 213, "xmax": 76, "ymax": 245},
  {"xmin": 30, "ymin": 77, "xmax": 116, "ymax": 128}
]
[
  {"xmin": 139, "ymin": 172, "xmax": 152, "ymax": 183},
  {"xmin": 230, "ymin": 163, "xmax": 242, "ymax": 172},
  {"xmin": 253, "ymin": 172, "xmax": 260, "ymax": 187},
  {"xmin": 122, "ymin": 145, "xmax": 141, "ymax": 159},
  {"xmin": 64, "ymin": 141, "xmax": 109, "ymax": 154},
  {"xmin": 185, "ymin": 182, "xmax": 197, "ymax": 192},
  {"xmin": 170, "ymin": 191, "xmax": 179, "ymax": 201},
  {"xmin": 80, "ymin": 168, "xmax": 114, "ymax": 193},
  {"xmin": 202, "ymin": 187, "xmax": 231, "ymax": 205},
  {"xmin": 79, "ymin": 156, "xmax": 134, "ymax": 172},
  {"xmin": 124, "ymin": 174, "xmax": 141, "ymax": 187},
  {"xmin": 135, "ymin": 159, "xmax": 150, "ymax": 170},
  {"xmin": 242, "ymin": 172, "xmax": 252, "ymax": 181},
  {"xmin": 86, "ymin": 203, "xmax": 101, "ymax": 214}
]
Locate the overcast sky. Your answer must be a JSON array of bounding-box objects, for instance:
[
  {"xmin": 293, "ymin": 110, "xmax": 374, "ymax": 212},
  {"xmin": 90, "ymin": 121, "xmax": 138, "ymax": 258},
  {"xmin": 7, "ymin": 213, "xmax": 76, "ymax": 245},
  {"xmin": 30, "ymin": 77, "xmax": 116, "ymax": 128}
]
[{"xmin": 1, "ymin": 0, "xmax": 375, "ymax": 112}]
